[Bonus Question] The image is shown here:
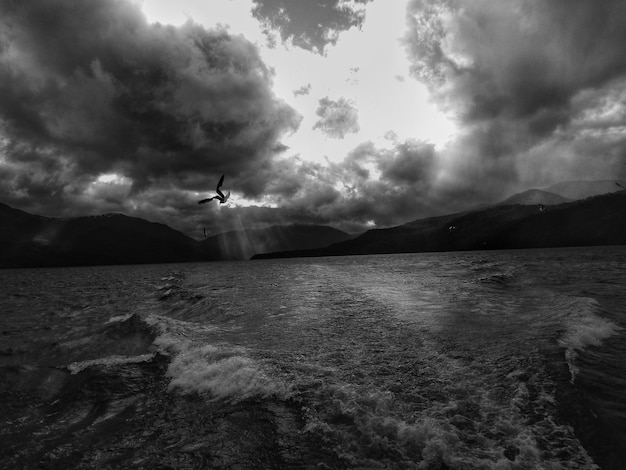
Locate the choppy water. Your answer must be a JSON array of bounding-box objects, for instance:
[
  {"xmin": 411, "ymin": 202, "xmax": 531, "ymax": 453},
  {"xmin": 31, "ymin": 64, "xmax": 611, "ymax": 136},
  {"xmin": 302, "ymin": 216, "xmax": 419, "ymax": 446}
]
[{"xmin": 1, "ymin": 246, "xmax": 625, "ymax": 469}]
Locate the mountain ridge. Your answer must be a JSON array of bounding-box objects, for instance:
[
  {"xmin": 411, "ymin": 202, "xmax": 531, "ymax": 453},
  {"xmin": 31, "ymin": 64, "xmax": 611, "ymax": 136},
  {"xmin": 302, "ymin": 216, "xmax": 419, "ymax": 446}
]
[
  {"xmin": 201, "ymin": 224, "xmax": 354, "ymax": 261},
  {"xmin": 3, "ymin": 180, "xmax": 625, "ymax": 267},
  {"xmin": 252, "ymin": 190, "xmax": 626, "ymax": 259},
  {"xmin": 543, "ymin": 180, "xmax": 626, "ymax": 200},
  {"xmin": 0, "ymin": 203, "xmax": 352, "ymax": 268},
  {"xmin": 497, "ymin": 189, "xmax": 570, "ymax": 206}
]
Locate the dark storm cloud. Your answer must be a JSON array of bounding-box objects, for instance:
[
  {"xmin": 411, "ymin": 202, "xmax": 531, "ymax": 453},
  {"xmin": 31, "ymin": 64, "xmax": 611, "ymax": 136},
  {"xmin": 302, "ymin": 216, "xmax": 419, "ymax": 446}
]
[
  {"xmin": 406, "ymin": 0, "xmax": 626, "ymax": 129},
  {"xmin": 251, "ymin": 0, "xmax": 373, "ymax": 54},
  {"xmin": 138, "ymin": 137, "xmax": 448, "ymax": 237},
  {"xmin": 379, "ymin": 140, "xmax": 436, "ymax": 186},
  {"xmin": 0, "ymin": 0, "xmax": 300, "ymax": 218},
  {"xmin": 313, "ymin": 97, "xmax": 360, "ymax": 138},
  {"xmin": 334, "ymin": 140, "xmax": 444, "ymax": 225},
  {"xmin": 403, "ymin": 0, "xmax": 626, "ymax": 200},
  {"xmin": 243, "ymin": 139, "xmax": 445, "ymax": 234}
]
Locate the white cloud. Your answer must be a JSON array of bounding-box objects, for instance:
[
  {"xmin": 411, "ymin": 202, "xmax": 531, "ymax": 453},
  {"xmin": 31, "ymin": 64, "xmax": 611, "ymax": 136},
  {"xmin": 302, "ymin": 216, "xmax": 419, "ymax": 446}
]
[{"xmin": 141, "ymin": 0, "xmax": 457, "ymax": 168}]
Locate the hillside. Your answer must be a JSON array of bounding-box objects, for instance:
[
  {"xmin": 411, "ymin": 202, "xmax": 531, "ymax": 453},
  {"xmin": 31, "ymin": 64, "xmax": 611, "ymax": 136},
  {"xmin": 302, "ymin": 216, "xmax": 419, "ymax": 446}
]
[
  {"xmin": 544, "ymin": 180, "xmax": 626, "ymax": 200},
  {"xmin": 0, "ymin": 203, "xmax": 353, "ymax": 268},
  {"xmin": 4, "ymin": 188, "xmax": 625, "ymax": 267},
  {"xmin": 202, "ymin": 224, "xmax": 354, "ymax": 260},
  {"xmin": 497, "ymin": 189, "xmax": 570, "ymax": 206},
  {"xmin": 252, "ymin": 191, "xmax": 626, "ymax": 259},
  {"xmin": 0, "ymin": 205, "xmax": 208, "ymax": 268}
]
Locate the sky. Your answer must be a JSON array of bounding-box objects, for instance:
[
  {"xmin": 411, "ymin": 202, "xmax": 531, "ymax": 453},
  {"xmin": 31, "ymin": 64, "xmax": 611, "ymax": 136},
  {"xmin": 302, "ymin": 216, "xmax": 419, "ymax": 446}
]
[{"xmin": 1, "ymin": 0, "xmax": 626, "ymax": 238}]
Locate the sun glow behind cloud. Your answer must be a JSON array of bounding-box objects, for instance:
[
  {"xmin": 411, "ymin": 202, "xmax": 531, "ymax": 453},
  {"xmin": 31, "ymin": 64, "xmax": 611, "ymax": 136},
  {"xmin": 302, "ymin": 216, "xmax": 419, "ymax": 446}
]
[{"xmin": 140, "ymin": 0, "xmax": 457, "ymax": 166}]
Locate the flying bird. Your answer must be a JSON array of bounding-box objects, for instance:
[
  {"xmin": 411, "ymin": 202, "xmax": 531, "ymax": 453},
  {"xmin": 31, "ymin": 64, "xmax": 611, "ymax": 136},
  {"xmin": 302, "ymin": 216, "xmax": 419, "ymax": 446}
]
[
  {"xmin": 616, "ymin": 182, "xmax": 625, "ymax": 191},
  {"xmin": 198, "ymin": 175, "xmax": 231, "ymax": 204}
]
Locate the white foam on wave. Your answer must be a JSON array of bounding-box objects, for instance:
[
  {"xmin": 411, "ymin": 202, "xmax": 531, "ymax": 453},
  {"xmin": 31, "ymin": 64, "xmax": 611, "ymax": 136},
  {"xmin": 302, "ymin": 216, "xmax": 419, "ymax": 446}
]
[
  {"xmin": 296, "ymin": 342, "xmax": 600, "ymax": 470},
  {"xmin": 557, "ymin": 297, "xmax": 621, "ymax": 381},
  {"xmin": 146, "ymin": 313, "xmax": 290, "ymax": 402},
  {"xmin": 105, "ymin": 313, "xmax": 134, "ymax": 324},
  {"xmin": 166, "ymin": 344, "xmax": 290, "ymax": 401},
  {"xmin": 559, "ymin": 298, "xmax": 620, "ymax": 351},
  {"xmin": 300, "ymin": 380, "xmax": 583, "ymax": 469},
  {"xmin": 67, "ymin": 353, "xmax": 155, "ymax": 374}
]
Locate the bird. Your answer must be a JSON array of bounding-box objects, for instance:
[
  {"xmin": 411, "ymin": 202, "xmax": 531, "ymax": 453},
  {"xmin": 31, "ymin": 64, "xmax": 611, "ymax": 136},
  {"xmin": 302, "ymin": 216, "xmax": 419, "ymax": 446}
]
[
  {"xmin": 616, "ymin": 182, "xmax": 625, "ymax": 191},
  {"xmin": 198, "ymin": 175, "xmax": 230, "ymax": 204}
]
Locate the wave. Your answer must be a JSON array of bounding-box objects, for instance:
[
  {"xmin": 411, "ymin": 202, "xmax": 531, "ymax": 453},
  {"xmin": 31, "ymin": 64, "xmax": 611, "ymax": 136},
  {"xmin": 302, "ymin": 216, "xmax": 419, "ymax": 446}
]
[
  {"xmin": 298, "ymin": 376, "xmax": 597, "ymax": 469},
  {"xmin": 47, "ymin": 312, "xmax": 157, "ymax": 367},
  {"xmin": 48, "ymin": 300, "xmax": 290, "ymax": 404},
  {"xmin": 557, "ymin": 297, "xmax": 622, "ymax": 382},
  {"xmin": 146, "ymin": 313, "xmax": 290, "ymax": 402},
  {"xmin": 477, "ymin": 271, "xmax": 517, "ymax": 286},
  {"xmin": 559, "ymin": 298, "xmax": 620, "ymax": 351},
  {"xmin": 155, "ymin": 271, "xmax": 204, "ymax": 307},
  {"xmin": 41, "ymin": 272, "xmax": 291, "ymax": 404},
  {"xmin": 67, "ymin": 353, "xmax": 155, "ymax": 374},
  {"xmin": 474, "ymin": 264, "xmax": 519, "ymax": 287}
]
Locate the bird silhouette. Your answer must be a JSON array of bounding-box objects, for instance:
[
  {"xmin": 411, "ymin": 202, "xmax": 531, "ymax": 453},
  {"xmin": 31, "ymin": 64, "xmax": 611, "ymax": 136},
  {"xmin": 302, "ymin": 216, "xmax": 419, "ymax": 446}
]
[{"xmin": 198, "ymin": 175, "xmax": 230, "ymax": 204}]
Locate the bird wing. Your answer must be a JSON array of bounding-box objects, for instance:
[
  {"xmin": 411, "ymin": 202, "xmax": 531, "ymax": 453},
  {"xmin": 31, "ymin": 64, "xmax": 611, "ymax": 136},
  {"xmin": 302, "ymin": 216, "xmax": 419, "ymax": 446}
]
[
  {"xmin": 198, "ymin": 197, "xmax": 216, "ymax": 204},
  {"xmin": 216, "ymin": 174, "xmax": 225, "ymax": 191}
]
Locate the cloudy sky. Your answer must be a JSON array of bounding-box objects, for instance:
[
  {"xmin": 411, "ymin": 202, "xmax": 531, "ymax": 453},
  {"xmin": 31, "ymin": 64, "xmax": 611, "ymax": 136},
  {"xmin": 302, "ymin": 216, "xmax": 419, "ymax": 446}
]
[{"xmin": 1, "ymin": 0, "xmax": 626, "ymax": 238}]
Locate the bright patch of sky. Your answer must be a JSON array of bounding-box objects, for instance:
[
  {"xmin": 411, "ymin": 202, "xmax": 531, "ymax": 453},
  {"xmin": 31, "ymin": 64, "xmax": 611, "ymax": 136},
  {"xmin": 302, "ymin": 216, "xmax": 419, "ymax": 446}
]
[
  {"xmin": 97, "ymin": 173, "xmax": 130, "ymax": 184},
  {"xmin": 140, "ymin": 0, "xmax": 456, "ymax": 165}
]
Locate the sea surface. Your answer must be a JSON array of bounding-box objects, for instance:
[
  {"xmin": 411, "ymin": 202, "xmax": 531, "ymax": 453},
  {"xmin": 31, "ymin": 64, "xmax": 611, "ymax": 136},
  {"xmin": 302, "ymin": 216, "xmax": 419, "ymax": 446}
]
[{"xmin": 1, "ymin": 246, "xmax": 626, "ymax": 469}]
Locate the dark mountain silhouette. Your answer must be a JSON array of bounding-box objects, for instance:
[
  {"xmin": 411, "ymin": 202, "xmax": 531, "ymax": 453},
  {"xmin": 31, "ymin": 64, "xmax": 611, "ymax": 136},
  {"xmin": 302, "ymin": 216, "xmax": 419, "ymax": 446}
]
[
  {"xmin": 465, "ymin": 187, "xmax": 571, "ymax": 213},
  {"xmin": 252, "ymin": 191, "xmax": 626, "ymax": 259},
  {"xmin": 0, "ymin": 203, "xmax": 353, "ymax": 268},
  {"xmin": 497, "ymin": 189, "xmax": 570, "ymax": 206},
  {"xmin": 202, "ymin": 224, "xmax": 354, "ymax": 261},
  {"xmin": 544, "ymin": 180, "xmax": 626, "ymax": 200},
  {"xmin": 4, "ymin": 186, "xmax": 625, "ymax": 267},
  {"xmin": 0, "ymin": 204, "xmax": 207, "ymax": 268}
]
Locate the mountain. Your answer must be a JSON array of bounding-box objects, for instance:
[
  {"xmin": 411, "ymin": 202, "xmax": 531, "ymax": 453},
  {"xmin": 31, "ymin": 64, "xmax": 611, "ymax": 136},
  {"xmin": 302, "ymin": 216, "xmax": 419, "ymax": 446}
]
[
  {"xmin": 0, "ymin": 204, "xmax": 208, "ymax": 268},
  {"xmin": 4, "ymin": 187, "xmax": 625, "ymax": 267},
  {"xmin": 252, "ymin": 190, "xmax": 626, "ymax": 259},
  {"xmin": 0, "ymin": 203, "xmax": 354, "ymax": 268},
  {"xmin": 544, "ymin": 180, "xmax": 626, "ymax": 200},
  {"xmin": 497, "ymin": 189, "xmax": 570, "ymax": 206},
  {"xmin": 202, "ymin": 224, "xmax": 354, "ymax": 260}
]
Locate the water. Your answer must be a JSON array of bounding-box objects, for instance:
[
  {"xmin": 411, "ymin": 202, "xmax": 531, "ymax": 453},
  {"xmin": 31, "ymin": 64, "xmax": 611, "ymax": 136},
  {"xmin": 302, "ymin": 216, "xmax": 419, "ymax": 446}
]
[{"xmin": 1, "ymin": 246, "xmax": 625, "ymax": 469}]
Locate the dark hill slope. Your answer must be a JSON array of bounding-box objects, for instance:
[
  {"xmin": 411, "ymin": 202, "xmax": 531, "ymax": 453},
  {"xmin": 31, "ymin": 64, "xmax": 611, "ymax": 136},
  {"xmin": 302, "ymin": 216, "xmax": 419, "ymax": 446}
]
[
  {"xmin": 495, "ymin": 192, "xmax": 626, "ymax": 249},
  {"xmin": 252, "ymin": 205, "xmax": 538, "ymax": 258},
  {"xmin": 497, "ymin": 189, "xmax": 570, "ymax": 206},
  {"xmin": 0, "ymin": 203, "xmax": 49, "ymax": 244},
  {"xmin": 545, "ymin": 180, "xmax": 626, "ymax": 200},
  {"xmin": 252, "ymin": 191, "xmax": 626, "ymax": 259},
  {"xmin": 204, "ymin": 224, "xmax": 353, "ymax": 260},
  {"xmin": 0, "ymin": 203, "xmax": 355, "ymax": 268},
  {"xmin": 0, "ymin": 203, "xmax": 58, "ymax": 267},
  {"xmin": 48, "ymin": 214, "xmax": 206, "ymax": 266},
  {"xmin": 0, "ymin": 208, "xmax": 209, "ymax": 268}
]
